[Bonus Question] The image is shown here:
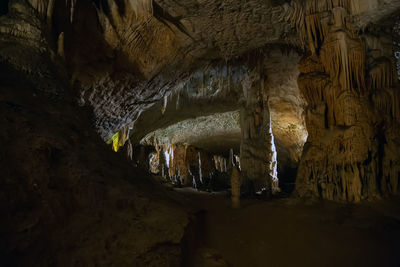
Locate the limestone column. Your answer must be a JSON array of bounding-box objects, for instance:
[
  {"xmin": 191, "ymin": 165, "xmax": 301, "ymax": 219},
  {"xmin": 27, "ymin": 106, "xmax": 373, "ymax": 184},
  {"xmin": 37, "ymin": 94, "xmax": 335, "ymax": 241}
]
[{"xmin": 239, "ymin": 57, "xmax": 273, "ymax": 196}]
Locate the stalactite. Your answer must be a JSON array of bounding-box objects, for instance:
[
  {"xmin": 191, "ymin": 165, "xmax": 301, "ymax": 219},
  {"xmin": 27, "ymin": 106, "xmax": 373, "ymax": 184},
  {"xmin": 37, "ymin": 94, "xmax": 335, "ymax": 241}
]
[
  {"xmin": 283, "ymin": 0, "xmax": 354, "ymax": 53},
  {"xmin": 305, "ymin": 0, "xmax": 332, "ymax": 15},
  {"xmin": 235, "ymin": 155, "xmax": 241, "ymax": 170},
  {"xmin": 323, "ymin": 83, "xmax": 338, "ymax": 125},
  {"xmin": 372, "ymin": 89, "xmax": 392, "ymax": 116},
  {"xmin": 348, "ymin": 45, "xmax": 367, "ymax": 93},
  {"xmin": 161, "ymin": 95, "xmax": 167, "ymax": 114},
  {"xmin": 281, "ymin": 0, "xmax": 306, "ymax": 48},
  {"xmin": 369, "ymin": 59, "xmax": 395, "ymax": 90},
  {"xmin": 320, "ymin": 32, "xmax": 366, "ymax": 93},
  {"xmin": 213, "ymin": 155, "xmax": 219, "ymax": 171},
  {"xmin": 392, "ymin": 89, "xmax": 400, "ymax": 120},
  {"xmin": 332, "ymin": 7, "xmax": 346, "ymax": 29},
  {"xmin": 298, "ymin": 73, "xmax": 329, "ymax": 107},
  {"xmin": 70, "ymin": 0, "xmax": 76, "ymax": 23},
  {"xmin": 28, "ymin": 0, "xmax": 49, "ymax": 18},
  {"xmin": 46, "ymin": 0, "xmax": 54, "ymax": 23},
  {"xmin": 127, "ymin": 139, "xmax": 133, "ymax": 160},
  {"xmin": 305, "ymin": 13, "xmax": 330, "ymax": 53},
  {"xmin": 293, "ymin": 0, "xmax": 400, "ymax": 202},
  {"xmin": 118, "ymin": 124, "xmax": 131, "ymax": 147}
]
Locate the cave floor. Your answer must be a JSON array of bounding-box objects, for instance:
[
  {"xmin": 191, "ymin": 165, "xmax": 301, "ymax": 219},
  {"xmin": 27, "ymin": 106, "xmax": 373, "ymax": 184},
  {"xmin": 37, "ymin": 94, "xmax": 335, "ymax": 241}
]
[{"xmin": 176, "ymin": 188, "xmax": 400, "ymax": 267}]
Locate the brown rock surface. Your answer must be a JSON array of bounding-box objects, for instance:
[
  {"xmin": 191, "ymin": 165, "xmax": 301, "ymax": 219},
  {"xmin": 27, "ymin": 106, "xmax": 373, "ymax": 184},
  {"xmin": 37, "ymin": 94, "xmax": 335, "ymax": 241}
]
[
  {"xmin": 2, "ymin": 0, "xmax": 400, "ymax": 265},
  {"xmin": 0, "ymin": 3, "xmax": 190, "ymax": 265},
  {"xmin": 292, "ymin": 0, "xmax": 400, "ymax": 202}
]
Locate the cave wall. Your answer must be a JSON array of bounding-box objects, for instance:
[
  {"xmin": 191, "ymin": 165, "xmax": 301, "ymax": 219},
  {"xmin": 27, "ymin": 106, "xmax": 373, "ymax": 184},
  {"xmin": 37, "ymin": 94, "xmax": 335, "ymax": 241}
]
[
  {"xmin": 131, "ymin": 64, "xmax": 246, "ymax": 144},
  {"xmin": 0, "ymin": 2, "xmax": 190, "ymax": 265},
  {"xmin": 290, "ymin": 0, "xmax": 400, "ymax": 202},
  {"xmin": 57, "ymin": 0, "xmax": 300, "ymax": 140}
]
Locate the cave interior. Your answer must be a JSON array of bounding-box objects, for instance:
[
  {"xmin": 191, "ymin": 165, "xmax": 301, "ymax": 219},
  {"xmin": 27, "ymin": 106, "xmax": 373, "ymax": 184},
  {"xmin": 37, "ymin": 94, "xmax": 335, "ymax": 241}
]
[{"xmin": 1, "ymin": 0, "xmax": 400, "ymax": 266}]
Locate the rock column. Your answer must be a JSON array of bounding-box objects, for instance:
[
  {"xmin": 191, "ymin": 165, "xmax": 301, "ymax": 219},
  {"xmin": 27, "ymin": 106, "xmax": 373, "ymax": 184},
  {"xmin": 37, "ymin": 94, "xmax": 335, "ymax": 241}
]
[{"xmin": 240, "ymin": 57, "xmax": 273, "ymax": 196}]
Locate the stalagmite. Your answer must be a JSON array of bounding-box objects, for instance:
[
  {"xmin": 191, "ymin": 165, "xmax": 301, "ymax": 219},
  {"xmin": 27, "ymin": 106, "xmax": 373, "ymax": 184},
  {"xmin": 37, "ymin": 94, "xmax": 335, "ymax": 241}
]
[
  {"xmin": 57, "ymin": 32, "xmax": 65, "ymax": 59},
  {"xmin": 231, "ymin": 166, "xmax": 241, "ymax": 208}
]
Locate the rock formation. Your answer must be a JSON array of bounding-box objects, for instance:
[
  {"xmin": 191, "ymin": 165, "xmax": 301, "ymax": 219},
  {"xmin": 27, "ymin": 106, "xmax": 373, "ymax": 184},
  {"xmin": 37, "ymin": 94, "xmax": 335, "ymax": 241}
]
[
  {"xmin": 2, "ymin": 0, "xmax": 400, "ymax": 265},
  {"xmin": 288, "ymin": 0, "xmax": 400, "ymax": 202},
  {"xmin": 239, "ymin": 54, "xmax": 274, "ymax": 195},
  {"xmin": 0, "ymin": 1, "xmax": 190, "ymax": 265}
]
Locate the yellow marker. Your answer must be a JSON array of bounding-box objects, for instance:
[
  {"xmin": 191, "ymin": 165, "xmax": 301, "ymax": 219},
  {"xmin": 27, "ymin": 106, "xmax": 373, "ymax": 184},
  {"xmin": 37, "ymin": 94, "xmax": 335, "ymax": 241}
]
[{"xmin": 107, "ymin": 132, "xmax": 120, "ymax": 152}]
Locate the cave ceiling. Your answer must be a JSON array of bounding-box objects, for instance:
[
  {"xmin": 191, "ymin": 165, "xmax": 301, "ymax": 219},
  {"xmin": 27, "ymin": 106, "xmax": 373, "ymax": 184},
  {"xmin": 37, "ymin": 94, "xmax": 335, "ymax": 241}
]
[
  {"xmin": 69, "ymin": 0, "xmax": 301, "ymax": 140},
  {"xmin": 3, "ymin": 0, "xmax": 400, "ymax": 151}
]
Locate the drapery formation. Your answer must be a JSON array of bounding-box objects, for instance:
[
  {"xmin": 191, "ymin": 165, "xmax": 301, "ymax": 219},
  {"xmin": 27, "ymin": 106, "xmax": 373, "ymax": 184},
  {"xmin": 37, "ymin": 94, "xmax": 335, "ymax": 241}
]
[{"xmin": 287, "ymin": 0, "xmax": 400, "ymax": 201}]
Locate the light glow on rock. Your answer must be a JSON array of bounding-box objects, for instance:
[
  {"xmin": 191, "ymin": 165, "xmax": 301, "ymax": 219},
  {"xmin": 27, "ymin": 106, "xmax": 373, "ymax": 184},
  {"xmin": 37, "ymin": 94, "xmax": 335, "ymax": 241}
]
[{"xmin": 269, "ymin": 116, "xmax": 280, "ymax": 194}]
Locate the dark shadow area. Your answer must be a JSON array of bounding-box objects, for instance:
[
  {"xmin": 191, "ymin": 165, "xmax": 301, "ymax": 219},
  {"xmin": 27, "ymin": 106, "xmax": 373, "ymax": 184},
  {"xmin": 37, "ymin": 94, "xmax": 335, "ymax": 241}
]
[
  {"xmin": 0, "ymin": 0, "xmax": 8, "ymax": 16},
  {"xmin": 278, "ymin": 165, "xmax": 298, "ymax": 194},
  {"xmin": 177, "ymin": 189, "xmax": 400, "ymax": 267}
]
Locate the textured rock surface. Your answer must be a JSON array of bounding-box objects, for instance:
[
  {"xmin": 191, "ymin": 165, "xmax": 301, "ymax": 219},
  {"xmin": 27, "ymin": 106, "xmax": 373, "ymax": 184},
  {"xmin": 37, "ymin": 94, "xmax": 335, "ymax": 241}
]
[
  {"xmin": 0, "ymin": 2, "xmax": 190, "ymax": 265},
  {"xmin": 2, "ymin": 3, "xmax": 400, "ymax": 267},
  {"xmin": 263, "ymin": 49, "xmax": 308, "ymax": 191},
  {"xmin": 142, "ymin": 111, "xmax": 241, "ymax": 153},
  {"xmin": 138, "ymin": 49, "xmax": 307, "ymax": 192},
  {"xmin": 131, "ymin": 64, "xmax": 246, "ymax": 145},
  {"xmin": 292, "ymin": 0, "xmax": 400, "ymax": 202},
  {"xmin": 12, "ymin": 0, "xmax": 400, "ymax": 144},
  {"xmin": 64, "ymin": 0, "xmax": 300, "ymax": 139},
  {"xmin": 2, "ymin": 1, "xmax": 400, "ymax": 266},
  {"xmin": 239, "ymin": 54, "xmax": 274, "ymax": 194},
  {"xmin": 0, "ymin": 63, "xmax": 190, "ymax": 266}
]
